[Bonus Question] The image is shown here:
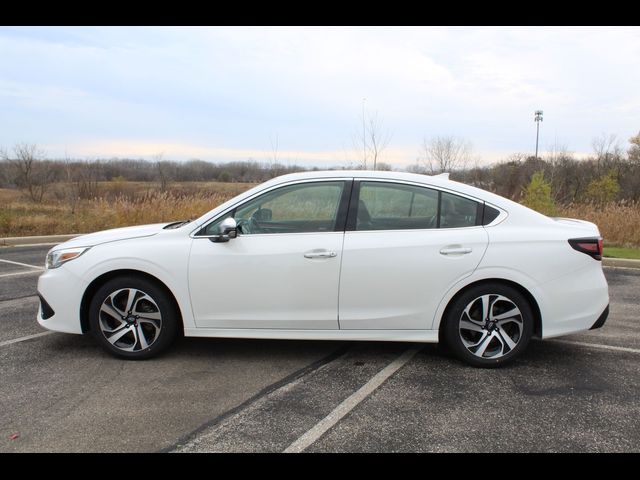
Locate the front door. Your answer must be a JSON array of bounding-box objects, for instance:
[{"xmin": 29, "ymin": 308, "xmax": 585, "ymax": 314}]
[{"xmin": 188, "ymin": 180, "xmax": 350, "ymax": 329}]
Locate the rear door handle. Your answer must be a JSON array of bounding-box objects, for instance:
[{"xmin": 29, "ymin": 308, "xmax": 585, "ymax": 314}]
[
  {"xmin": 439, "ymin": 247, "xmax": 472, "ymax": 255},
  {"xmin": 304, "ymin": 250, "xmax": 337, "ymax": 259}
]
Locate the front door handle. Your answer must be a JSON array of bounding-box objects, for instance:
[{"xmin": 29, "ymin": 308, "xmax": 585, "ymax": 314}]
[
  {"xmin": 439, "ymin": 247, "xmax": 473, "ymax": 256},
  {"xmin": 304, "ymin": 250, "xmax": 337, "ymax": 259}
]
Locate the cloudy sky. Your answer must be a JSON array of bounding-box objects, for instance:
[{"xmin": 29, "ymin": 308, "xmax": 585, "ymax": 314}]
[{"xmin": 1, "ymin": 26, "xmax": 639, "ymax": 168}]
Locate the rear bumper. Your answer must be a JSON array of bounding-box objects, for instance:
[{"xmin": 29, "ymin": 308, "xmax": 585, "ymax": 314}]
[
  {"xmin": 539, "ymin": 263, "xmax": 609, "ymax": 339},
  {"xmin": 590, "ymin": 304, "xmax": 609, "ymax": 330}
]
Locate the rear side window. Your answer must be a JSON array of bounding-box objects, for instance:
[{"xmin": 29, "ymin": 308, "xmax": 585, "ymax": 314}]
[
  {"xmin": 356, "ymin": 182, "xmax": 438, "ymax": 231},
  {"xmin": 353, "ymin": 181, "xmax": 482, "ymax": 231},
  {"xmin": 440, "ymin": 191, "xmax": 480, "ymax": 228}
]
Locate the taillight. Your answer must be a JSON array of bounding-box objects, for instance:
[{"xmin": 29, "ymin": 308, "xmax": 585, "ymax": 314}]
[{"xmin": 568, "ymin": 237, "xmax": 603, "ymax": 261}]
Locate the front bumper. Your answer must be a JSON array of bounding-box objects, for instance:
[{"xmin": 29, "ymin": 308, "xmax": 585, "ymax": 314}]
[{"xmin": 36, "ymin": 266, "xmax": 87, "ymax": 334}]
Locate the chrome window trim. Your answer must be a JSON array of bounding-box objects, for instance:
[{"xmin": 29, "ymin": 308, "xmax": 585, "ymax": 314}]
[{"xmin": 353, "ymin": 178, "xmax": 508, "ymax": 230}]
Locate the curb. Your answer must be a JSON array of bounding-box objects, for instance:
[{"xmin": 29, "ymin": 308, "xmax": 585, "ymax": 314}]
[
  {"xmin": 0, "ymin": 234, "xmax": 83, "ymax": 247},
  {"xmin": 602, "ymin": 257, "xmax": 640, "ymax": 269}
]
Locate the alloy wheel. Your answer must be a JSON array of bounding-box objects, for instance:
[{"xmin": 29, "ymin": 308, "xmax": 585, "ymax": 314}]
[
  {"xmin": 98, "ymin": 288, "xmax": 163, "ymax": 352},
  {"xmin": 458, "ymin": 294, "xmax": 524, "ymax": 359}
]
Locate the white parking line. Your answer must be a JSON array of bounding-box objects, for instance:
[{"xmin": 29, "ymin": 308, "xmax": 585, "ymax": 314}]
[
  {"xmin": 283, "ymin": 346, "xmax": 421, "ymax": 453},
  {"xmin": 549, "ymin": 339, "xmax": 640, "ymax": 354},
  {"xmin": 0, "ymin": 258, "xmax": 44, "ymax": 270},
  {"xmin": 0, "ymin": 331, "xmax": 54, "ymax": 347},
  {"xmin": 0, "ymin": 270, "xmax": 43, "ymax": 279}
]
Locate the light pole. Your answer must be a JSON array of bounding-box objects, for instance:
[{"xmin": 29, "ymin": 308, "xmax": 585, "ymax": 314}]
[
  {"xmin": 534, "ymin": 110, "xmax": 543, "ymax": 159},
  {"xmin": 362, "ymin": 98, "xmax": 367, "ymax": 169}
]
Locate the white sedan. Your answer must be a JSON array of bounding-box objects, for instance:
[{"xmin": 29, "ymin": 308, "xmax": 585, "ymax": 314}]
[{"xmin": 37, "ymin": 170, "xmax": 609, "ymax": 367}]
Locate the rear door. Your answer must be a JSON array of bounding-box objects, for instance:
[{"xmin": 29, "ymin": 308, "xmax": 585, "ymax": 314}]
[{"xmin": 338, "ymin": 180, "xmax": 489, "ymax": 330}]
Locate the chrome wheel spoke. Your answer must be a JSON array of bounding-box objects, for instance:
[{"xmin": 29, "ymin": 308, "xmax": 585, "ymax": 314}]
[
  {"xmin": 480, "ymin": 295, "xmax": 491, "ymax": 321},
  {"xmin": 136, "ymin": 324, "xmax": 149, "ymax": 349},
  {"xmin": 100, "ymin": 304, "xmax": 127, "ymax": 333},
  {"xmin": 497, "ymin": 326, "xmax": 517, "ymax": 351},
  {"xmin": 462, "ymin": 330, "xmax": 489, "ymax": 348},
  {"xmin": 132, "ymin": 294, "xmax": 162, "ymax": 320},
  {"xmin": 124, "ymin": 289, "xmax": 139, "ymax": 313},
  {"xmin": 497, "ymin": 317, "xmax": 523, "ymax": 327},
  {"xmin": 101, "ymin": 303, "xmax": 123, "ymax": 322},
  {"xmin": 137, "ymin": 311, "xmax": 161, "ymax": 321},
  {"xmin": 107, "ymin": 291, "xmax": 127, "ymax": 317},
  {"xmin": 491, "ymin": 307, "xmax": 520, "ymax": 321},
  {"xmin": 461, "ymin": 309, "xmax": 484, "ymax": 326},
  {"xmin": 460, "ymin": 319, "xmax": 484, "ymax": 333},
  {"xmin": 474, "ymin": 332, "xmax": 494, "ymax": 357},
  {"xmin": 100, "ymin": 318, "xmax": 127, "ymax": 333},
  {"xmin": 138, "ymin": 318, "xmax": 161, "ymax": 329},
  {"xmin": 107, "ymin": 325, "xmax": 133, "ymax": 345}
]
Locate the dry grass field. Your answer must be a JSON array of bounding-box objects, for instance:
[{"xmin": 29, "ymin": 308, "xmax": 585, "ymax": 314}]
[
  {"xmin": 1, "ymin": 181, "xmax": 638, "ymax": 248},
  {"xmin": 0, "ymin": 181, "xmax": 253, "ymax": 237},
  {"xmin": 556, "ymin": 202, "xmax": 640, "ymax": 248}
]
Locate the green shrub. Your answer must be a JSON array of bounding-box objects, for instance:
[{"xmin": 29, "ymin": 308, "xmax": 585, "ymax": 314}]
[{"xmin": 522, "ymin": 171, "xmax": 556, "ymax": 216}]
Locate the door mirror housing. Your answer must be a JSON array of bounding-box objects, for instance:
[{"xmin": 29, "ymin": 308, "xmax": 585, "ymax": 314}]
[{"xmin": 210, "ymin": 217, "xmax": 238, "ymax": 243}]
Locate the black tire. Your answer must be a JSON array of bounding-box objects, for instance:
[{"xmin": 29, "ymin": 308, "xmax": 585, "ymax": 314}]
[
  {"xmin": 89, "ymin": 275, "xmax": 179, "ymax": 360},
  {"xmin": 442, "ymin": 283, "xmax": 534, "ymax": 368}
]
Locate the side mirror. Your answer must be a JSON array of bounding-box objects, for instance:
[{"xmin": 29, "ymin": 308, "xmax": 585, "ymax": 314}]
[{"xmin": 210, "ymin": 217, "xmax": 238, "ymax": 243}]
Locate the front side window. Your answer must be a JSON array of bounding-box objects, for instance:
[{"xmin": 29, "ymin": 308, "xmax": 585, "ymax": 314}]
[{"xmin": 205, "ymin": 181, "xmax": 345, "ymax": 235}]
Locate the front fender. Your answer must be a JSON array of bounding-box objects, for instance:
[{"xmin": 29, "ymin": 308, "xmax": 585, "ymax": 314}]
[{"xmin": 63, "ymin": 235, "xmax": 197, "ymax": 330}]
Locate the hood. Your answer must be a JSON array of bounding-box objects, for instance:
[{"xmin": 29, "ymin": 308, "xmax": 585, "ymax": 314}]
[{"xmin": 56, "ymin": 223, "xmax": 167, "ymax": 249}]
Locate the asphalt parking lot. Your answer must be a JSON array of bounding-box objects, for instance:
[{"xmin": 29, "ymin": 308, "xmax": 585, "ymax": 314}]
[{"xmin": 1, "ymin": 244, "xmax": 638, "ymax": 452}]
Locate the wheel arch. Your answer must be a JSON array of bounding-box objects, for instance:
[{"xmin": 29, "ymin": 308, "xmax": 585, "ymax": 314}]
[
  {"xmin": 437, "ymin": 278, "xmax": 542, "ymax": 341},
  {"xmin": 80, "ymin": 269, "xmax": 184, "ymax": 334}
]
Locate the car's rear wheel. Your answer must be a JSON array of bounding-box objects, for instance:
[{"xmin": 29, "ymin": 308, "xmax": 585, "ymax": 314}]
[
  {"xmin": 89, "ymin": 276, "xmax": 178, "ymax": 359},
  {"xmin": 442, "ymin": 283, "xmax": 534, "ymax": 368}
]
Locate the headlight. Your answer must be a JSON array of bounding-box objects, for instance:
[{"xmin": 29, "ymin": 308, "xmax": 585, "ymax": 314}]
[{"xmin": 45, "ymin": 247, "xmax": 90, "ymax": 269}]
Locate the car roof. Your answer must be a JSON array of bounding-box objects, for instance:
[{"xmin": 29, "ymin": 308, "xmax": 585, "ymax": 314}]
[{"xmin": 259, "ymin": 170, "xmax": 498, "ymax": 204}]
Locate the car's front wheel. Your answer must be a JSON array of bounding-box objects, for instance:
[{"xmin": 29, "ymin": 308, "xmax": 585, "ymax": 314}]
[
  {"xmin": 442, "ymin": 283, "xmax": 534, "ymax": 368},
  {"xmin": 89, "ymin": 276, "xmax": 178, "ymax": 359}
]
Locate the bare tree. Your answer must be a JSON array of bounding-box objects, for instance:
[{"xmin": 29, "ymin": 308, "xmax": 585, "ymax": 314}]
[
  {"xmin": 366, "ymin": 112, "xmax": 392, "ymax": 171},
  {"xmin": 269, "ymin": 133, "xmax": 279, "ymax": 166},
  {"xmin": 592, "ymin": 133, "xmax": 621, "ymax": 159},
  {"xmin": 268, "ymin": 133, "xmax": 286, "ymax": 177},
  {"xmin": 351, "ymin": 107, "xmax": 392, "ymax": 170},
  {"xmin": 154, "ymin": 152, "xmax": 171, "ymax": 192},
  {"xmin": 592, "ymin": 133, "xmax": 622, "ymax": 174},
  {"xmin": 420, "ymin": 135, "xmax": 472, "ymax": 174},
  {"xmin": 63, "ymin": 152, "xmax": 80, "ymax": 214},
  {"xmin": 2, "ymin": 143, "xmax": 55, "ymax": 202}
]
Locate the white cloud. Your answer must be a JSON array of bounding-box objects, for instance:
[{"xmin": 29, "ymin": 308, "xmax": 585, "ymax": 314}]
[{"xmin": 1, "ymin": 26, "xmax": 639, "ymax": 166}]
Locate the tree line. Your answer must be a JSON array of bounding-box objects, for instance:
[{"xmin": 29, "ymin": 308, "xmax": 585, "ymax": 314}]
[{"xmin": 1, "ymin": 131, "xmax": 639, "ymax": 206}]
